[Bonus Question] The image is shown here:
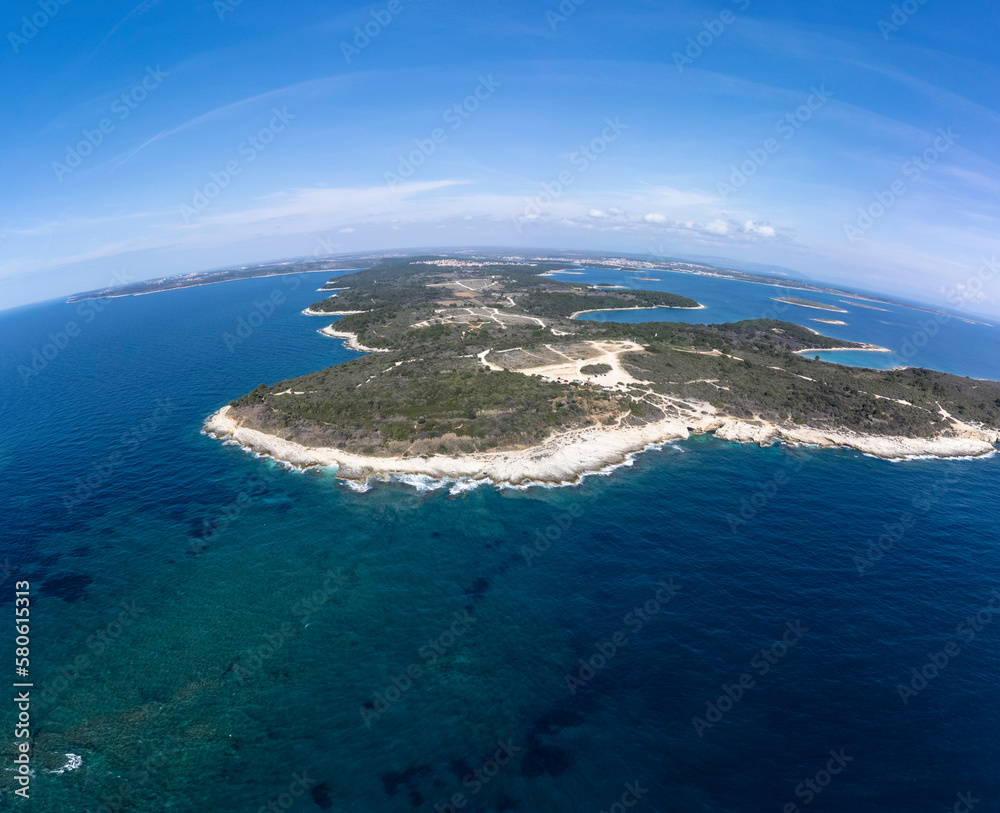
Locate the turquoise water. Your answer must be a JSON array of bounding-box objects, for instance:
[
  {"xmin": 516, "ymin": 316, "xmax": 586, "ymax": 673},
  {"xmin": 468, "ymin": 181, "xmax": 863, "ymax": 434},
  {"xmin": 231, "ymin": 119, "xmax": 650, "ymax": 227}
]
[
  {"xmin": 809, "ymin": 350, "xmax": 896, "ymax": 369},
  {"xmin": 1, "ymin": 271, "xmax": 998, "ymax": 811},
  {"xmin": 569, "ymin": 267, "xmax": 1000, "ymax": 379}
]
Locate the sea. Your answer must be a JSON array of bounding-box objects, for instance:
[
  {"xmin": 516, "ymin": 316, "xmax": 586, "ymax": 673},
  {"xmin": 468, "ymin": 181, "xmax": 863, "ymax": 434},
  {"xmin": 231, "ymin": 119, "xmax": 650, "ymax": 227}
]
[{"xmin": 0, "ymin": 268, "xmax": 998, "ymax": 812}]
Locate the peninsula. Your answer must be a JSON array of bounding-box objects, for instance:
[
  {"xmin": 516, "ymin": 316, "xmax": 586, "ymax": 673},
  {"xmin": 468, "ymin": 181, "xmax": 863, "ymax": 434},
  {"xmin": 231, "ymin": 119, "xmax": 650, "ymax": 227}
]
[{"xmin": 205, "ymin": 256, "xmax": 1000, "ymax": 485}]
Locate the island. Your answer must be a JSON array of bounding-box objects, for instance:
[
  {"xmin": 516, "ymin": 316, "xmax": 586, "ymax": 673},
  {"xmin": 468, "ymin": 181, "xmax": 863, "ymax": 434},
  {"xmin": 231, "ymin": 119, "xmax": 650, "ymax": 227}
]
[
  {"xmin": 204, "ymin": 255, "xmax": 1000, "ymax": 486},
  {"xmin": 772, "ymin": 297, "xmax": 849, "ymax": 313},
  {"xmin": 66, "ymin": 258, "xmax": 364, "ymax": 301}
]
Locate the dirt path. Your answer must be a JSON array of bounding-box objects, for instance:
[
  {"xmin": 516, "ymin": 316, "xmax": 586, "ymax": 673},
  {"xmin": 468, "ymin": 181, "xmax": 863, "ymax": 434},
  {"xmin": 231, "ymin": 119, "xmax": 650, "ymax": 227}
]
[{"xmin": 479, "ymin": 340, "xmax": 651, "ymax": 390}]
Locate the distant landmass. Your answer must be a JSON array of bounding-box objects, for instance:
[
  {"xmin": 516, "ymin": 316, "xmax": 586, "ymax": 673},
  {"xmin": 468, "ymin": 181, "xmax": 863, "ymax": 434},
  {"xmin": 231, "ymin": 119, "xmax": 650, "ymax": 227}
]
[
  {"xmin": 65, "ymin": 258, "xmax": 364, "ymax": 302},
  {"xmin": 68, "ymin": 248, "xmax": 988, "ymax": 327}
]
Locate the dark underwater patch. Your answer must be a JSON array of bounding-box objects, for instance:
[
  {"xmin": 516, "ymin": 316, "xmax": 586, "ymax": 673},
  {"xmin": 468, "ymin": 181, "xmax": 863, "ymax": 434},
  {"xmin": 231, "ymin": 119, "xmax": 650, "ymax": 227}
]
[
  {"xmin": 311, "ymin": 781, "xmax": 333, "ymax": 810},
  {"xmin": 464, "ymin": 576, "xmax": 490, "ymax": 600},
  {"xmin": 497, "ymin": 791, "xmax": 518, "ymax": 810},
  {"xmin": 381, "ymin": 765, "xmax": 431, "ymax": 796},
  {"xmin": 40, "ymin": 572, "xmax": 93, "ymax": 602},
  {"xmin": 521, "ymin": 743, "xmax": 570, "ymax": 778},
  {"xmin": 518, "ymin": 692, "xmax": 597, "ymax": 779}
]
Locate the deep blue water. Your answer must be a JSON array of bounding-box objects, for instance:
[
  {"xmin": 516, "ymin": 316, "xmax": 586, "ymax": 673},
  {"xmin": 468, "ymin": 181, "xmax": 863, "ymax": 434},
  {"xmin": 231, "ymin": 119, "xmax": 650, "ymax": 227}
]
[{"xmin": 0, "ymin": 271, "xmax": 998, "ymax": 812}]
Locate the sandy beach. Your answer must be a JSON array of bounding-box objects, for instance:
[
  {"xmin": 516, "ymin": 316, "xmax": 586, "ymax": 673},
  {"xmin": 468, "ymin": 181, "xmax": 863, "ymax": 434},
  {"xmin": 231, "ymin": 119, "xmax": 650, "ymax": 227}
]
[
  {"xmin": 773, "ymin": 297, "xmax": 849, "ymax": 313},
  {"xmin": 302, "ymin": 308, "xmax": 367, "ymax": 316},
  {"xmin": 570, "ymin": 303, "xmax": 706, "ymax": 319},
  {"xmin": 795, "ymin": 343, "xmax": 891, "ymax": 355},
  {"xmin": 317, "ymin": 325, "xmax": 392, "ymax": 352}
]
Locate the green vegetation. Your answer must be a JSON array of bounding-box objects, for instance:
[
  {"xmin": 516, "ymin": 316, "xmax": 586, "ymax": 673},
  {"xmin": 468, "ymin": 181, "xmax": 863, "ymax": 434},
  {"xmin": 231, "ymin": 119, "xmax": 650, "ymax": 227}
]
[
  {"xmin": 517, "ymin": 290, "xmax": 699, "ymax": 318},
  {"xmin": 611, "ymin": 320, "xmax": 1000, "ymax": 437},
  {"xmin": 231, "ymin": 355, "xmax": 623, "ymax": 455},
  {"xmin": 224, "ymin": 255, "xmax": 1000, "ymax": 454}
]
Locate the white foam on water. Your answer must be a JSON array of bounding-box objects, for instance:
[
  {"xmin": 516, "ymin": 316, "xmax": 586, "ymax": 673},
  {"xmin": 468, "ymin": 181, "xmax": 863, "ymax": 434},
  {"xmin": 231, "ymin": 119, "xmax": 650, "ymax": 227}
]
[
  {"xmin": 883, "ymin": 448, "xmax": 998, "ymax": 463},
  {"xmin": 392, "ymin": 474, "xmax": 449, "ymax": 492},
  {"xmin": 448, "ymin": 478, "xmax": 489, "ymax": 495},
  {"xmin": 342, "ymin": 478, "xmax": 373, "ymax": 493},
  {"xmin": 46, "ymin": 754, "xmax": 82, "ymax": 775}
]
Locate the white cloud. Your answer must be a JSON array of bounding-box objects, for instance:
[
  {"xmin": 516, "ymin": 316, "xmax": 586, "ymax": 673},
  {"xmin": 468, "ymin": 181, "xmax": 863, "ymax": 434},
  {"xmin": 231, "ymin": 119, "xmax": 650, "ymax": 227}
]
[
  {"xmin": 942, "ymin": 281, "xmax": 988, "ymax": 305},
  {"xmin": 742, "ymin": 220, "xmax": 775, "ymax": 237},
  {"xmin": 704, "ymin": 219, "xmax": 730, "ymax": 235},
  {"xmin": 339, "ymin": 227, "xmax": 355, "ymax": 233},
  {"xmin": 644, "ymin": 212, "xmax": 667, "ymax": 223},
  {"xmin": 588, "ymin": 208, "xmax": 607, "ymax": 218}
]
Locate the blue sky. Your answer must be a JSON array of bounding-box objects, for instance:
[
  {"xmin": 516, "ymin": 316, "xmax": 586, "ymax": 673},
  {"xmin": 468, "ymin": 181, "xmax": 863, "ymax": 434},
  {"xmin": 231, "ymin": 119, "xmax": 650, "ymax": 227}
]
[{"xmin": 2, "ymin": 0, "xmax": 1000, "ymax": 314}]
